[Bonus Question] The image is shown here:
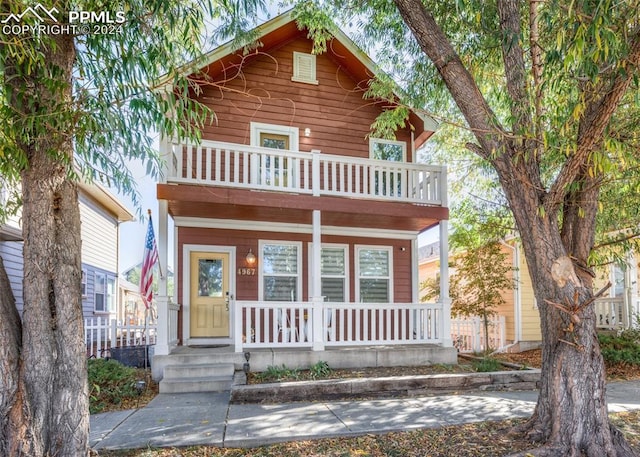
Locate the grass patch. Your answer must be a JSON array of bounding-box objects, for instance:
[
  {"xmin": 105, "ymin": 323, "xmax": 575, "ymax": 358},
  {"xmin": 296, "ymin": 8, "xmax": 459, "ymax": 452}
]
[{"xmin": 472, "ymin": 357, "xmax": 503, "ymax": 372}]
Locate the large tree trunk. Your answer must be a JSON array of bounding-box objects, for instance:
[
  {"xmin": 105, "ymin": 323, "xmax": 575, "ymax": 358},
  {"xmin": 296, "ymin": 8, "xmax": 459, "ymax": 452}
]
[
  {"xmin": 392, "ymin": 0, "xmax": 640, "ymax": 455},
  {"xmin": 505, "ymin": 188, "xmax": 636, "ymax": 457},
  {"xmin": 0, "ymin": 26, "xmax": 89, "ymax": 457}
]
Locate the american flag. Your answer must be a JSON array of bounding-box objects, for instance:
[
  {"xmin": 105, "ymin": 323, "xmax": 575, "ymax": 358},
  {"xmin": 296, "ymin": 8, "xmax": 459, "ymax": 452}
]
[{"xmin": 140, "ymin": 211, "xmax": 159, "ymax": 309}]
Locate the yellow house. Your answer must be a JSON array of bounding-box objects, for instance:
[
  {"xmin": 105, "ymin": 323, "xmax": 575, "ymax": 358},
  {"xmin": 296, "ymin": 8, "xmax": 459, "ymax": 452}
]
[{"xmin": 419, "ymin": 240, "xmax": 542, "ymax": 352}]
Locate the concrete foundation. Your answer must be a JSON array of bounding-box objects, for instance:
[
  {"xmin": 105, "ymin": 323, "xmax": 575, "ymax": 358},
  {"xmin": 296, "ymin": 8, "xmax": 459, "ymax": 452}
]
[{"xmin": 152, "ymin": 344, "xmax": 457, "ymax": 382}]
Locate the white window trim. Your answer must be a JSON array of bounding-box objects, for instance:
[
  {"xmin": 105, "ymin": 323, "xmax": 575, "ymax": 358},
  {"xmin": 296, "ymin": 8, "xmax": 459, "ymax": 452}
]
[
  {"xmin": 291, "ymin": 51, "xmax": 319, "ymax": 85},
  {"xmin": 355, "ymin": 245, "xmax": 394, "ymax": 303},
  {"xmin": 259, "ymin": 240, "xmax": 303, "ymax": 302},
  {"xmin": 307, "ymin": 243, "xmax": 350, "ymax": 303},
  {"xmin": 250, "ymin": 122, "xmax": 299, "ymax": 151},
  {"xmin": 369, "ymin": 137, "xmax": 407, "ymax": 162},
  {"xmin": 81, "ymin": 268, "xmax": 87, "ymax": 298},
  {"xmin": 94, "ymin": 272, "xmax": 106, "ymax": 313}
]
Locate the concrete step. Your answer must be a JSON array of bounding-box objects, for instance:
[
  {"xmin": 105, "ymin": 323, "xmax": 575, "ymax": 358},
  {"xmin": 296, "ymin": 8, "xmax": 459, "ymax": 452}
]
[
  {"xmin": 159, "ymin": 362, "xmax": 236, "ymax": 394},
  {"xmin": 164, "ymin": 363, "xmax": 235, "ymax": 379},
  {"xmin": 160, "ymin": 375, "xmax": 233, "ymax": 394}
]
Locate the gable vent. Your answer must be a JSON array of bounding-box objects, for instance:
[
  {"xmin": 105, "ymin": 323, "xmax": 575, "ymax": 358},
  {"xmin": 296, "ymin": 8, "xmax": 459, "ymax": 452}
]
[{"xmin": 291, "ymin": 51, "xmax": 319, "ymax": 85}]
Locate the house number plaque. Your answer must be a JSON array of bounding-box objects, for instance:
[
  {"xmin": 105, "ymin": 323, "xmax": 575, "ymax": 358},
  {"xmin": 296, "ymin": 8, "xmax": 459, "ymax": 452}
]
[{"xmin": 238, "ymin": 268, "xmax": 256, "ymax": 276}]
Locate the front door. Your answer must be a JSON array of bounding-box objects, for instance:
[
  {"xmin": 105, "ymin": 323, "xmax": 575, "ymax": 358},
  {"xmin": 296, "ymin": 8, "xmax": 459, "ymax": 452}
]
[{"xmin": 190, "ymin": 251, "xmax": 229, "ymax": 337}]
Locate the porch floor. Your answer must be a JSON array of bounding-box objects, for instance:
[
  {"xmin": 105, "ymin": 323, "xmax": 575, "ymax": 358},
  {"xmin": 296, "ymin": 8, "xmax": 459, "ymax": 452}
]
[{"xmin": 152, "ymin": 344, "xmax": 457, "ymax": 382}]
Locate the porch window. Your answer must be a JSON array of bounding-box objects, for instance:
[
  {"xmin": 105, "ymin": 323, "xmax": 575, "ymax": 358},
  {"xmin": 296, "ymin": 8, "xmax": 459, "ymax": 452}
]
[
  {"xmin": 261, "ymin": 242, "xmax": 301, "ymax": 301},
  {"xmin": 321, "ymin": 246, "xmax": 348, "ymax": 302},
  {"xmin": 356, "ymin": 246, "xmax": 393, "ymax": 303}
]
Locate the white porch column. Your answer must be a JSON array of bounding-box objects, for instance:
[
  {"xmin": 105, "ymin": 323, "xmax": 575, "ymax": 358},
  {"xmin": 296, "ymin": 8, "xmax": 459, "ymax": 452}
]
[
  {"xmin": 439, "ymin": 219, "xmax": 452, "ymax": 347},
  {"xmin": 311, "ymin": 209, "xmax": 324, "ymax": 351},
  {"xmin": 155, "ymin": 134, "xmax": 172, "ymax": 355}
]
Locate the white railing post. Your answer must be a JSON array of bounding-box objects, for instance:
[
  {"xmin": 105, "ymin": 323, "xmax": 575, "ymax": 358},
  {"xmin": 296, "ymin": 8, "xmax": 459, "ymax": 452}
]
[
  {"xmin": 110, "ymin": 318, "xmax": 117, "ymax": 349},
  {"xmin": 311, "ymin": 149, "xmax": 321, "ymax": 197},
  {"xmin": 439, "ymin": 219, "xmax": 452, "ymax": 347},
  {"xmin": 234, "ymin": 301, "xmax": 244, "ymax": 352}
]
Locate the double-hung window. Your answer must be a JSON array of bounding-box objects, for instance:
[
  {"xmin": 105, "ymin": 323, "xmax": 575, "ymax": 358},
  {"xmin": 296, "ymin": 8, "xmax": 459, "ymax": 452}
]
[
  {"xmin": 95, "ymin": 273, "xmax": 106, "ymax": 312},
  {"xmin": 356, "ymin": 246, "xmax": 393, "ymax": 303},
  {"xmin": 261, "ymin": 241, "xmax": 302, "ymax": 301},
  {"xmin": 320, "ymin": 246, "xmax": 348, "ymax": 302},
  {"xmin": 94, "ymin": 272, "xmax": 115, "ymax": 313}
]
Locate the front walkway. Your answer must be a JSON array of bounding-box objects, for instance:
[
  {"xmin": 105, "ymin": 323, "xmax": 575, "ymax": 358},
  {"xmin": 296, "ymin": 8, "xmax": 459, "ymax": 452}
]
[{"xmin": 90, "ymin": 380, "xmax": 640, "ymax": 450}]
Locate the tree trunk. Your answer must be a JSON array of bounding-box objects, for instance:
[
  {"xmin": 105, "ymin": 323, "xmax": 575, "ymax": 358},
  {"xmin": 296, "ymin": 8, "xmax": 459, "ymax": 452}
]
[
  {"xmin": 504, "ymin": 187, "xmax": 636, "ymax": 457},
  {"xmin": 0, "ymin": 26, "xmax": 89, "ymax": 456}
]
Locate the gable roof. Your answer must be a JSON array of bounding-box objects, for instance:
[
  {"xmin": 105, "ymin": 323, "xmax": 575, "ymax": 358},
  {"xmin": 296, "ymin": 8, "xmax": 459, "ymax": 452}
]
[{"xmin": 160, "ymin": 10, "xmax": 438, "ymax": 144}]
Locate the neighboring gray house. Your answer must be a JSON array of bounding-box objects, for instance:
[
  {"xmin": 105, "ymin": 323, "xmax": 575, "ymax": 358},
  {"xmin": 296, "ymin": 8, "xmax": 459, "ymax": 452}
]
[{"xmin": 0, "ymin": 181, "xmax": 134, "ymax": 319}]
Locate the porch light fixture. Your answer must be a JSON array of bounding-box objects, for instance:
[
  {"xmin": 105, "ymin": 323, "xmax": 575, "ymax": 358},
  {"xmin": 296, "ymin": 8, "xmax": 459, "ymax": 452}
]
[
  {"xmin": 304, "ymin": 127, "xmax": 311, "ymax": 137},
  {"xmin": 245, "ymin": 249, "xmax": 256, "ymax": 266}
]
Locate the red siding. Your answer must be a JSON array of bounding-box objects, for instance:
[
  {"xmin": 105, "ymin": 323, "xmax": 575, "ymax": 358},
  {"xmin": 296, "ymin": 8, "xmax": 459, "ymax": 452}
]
[
  {"xmin": 177, "ymin": 227, "xmax": 413, "ymax": 305},
  {"xmin": 194, "ymin": 36, "xmax": 415, "ymax": 161}
]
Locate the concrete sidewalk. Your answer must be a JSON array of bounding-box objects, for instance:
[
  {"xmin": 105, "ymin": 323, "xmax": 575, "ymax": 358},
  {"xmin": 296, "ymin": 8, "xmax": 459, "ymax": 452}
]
[{"xmin": 90, "ymin": 381, "xmax": 640, "ymax": 451}]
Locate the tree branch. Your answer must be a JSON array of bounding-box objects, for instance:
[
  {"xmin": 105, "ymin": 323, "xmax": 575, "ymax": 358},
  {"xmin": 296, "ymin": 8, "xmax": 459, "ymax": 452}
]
[
  {"xmin": 392, "ymin": 0, "xmax": 504, "ymax": 159},
  {"xmin": 544, "ymin": 26, "xmax": 640, "ymax": 212}
]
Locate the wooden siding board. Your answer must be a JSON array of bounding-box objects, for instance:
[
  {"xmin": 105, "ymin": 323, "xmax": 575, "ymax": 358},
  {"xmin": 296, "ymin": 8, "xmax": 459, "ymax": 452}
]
[
  {"xmin": 194, "ymin": 36, "xmax": 415, "ymax": 163},
  {"xmin": 80, "ymin": 194, "xmax": 119, "ymax": 273},
  {"xmin": 0, "ymin": 240, "xmax": 24, "ymax": 310}
]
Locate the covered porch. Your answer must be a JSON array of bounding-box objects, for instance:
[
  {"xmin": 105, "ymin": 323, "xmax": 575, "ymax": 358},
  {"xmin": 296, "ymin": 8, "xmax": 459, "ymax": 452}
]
[{"xmin": 151, "ymin": 138, "xmax": 453, "ymax": 379}]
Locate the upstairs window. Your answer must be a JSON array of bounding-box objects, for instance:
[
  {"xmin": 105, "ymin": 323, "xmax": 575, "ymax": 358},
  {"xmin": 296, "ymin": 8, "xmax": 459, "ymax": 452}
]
[
  {"xmin": 291, "ymin": 52, "xmax": 318, "ymax": 85},
  {"xmin": 370, "ymin": 138, "xmax": 406, "ymax": 162}
]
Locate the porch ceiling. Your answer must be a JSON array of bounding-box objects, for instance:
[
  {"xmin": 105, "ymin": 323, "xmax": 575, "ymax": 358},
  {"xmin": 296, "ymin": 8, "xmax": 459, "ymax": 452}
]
[{"xmin": 157, "ymin": 183, "xmax": 447, "ymax": 232}]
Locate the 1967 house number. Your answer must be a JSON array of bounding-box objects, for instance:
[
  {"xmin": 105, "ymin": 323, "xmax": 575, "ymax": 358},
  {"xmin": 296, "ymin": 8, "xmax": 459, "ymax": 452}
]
[{"xmin": 238, "ymin": 268, "xmax": 256, "ymax": 276}]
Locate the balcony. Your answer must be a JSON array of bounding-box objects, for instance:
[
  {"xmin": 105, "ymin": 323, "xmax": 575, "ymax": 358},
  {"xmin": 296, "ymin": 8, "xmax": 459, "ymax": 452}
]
[{"xmin": 166, "ymin": 140, "xmax": 446, "ymax": 207}]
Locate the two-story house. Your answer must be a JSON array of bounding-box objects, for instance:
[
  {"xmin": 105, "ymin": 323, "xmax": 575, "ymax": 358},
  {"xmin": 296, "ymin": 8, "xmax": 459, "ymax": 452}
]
[
  {"xmin": 0, "ymin": 181, "xmax": 134, "ymax": 319},
  {"xmin": 151, "ymin": 11, "xmax": 454, "ymax": 384}
]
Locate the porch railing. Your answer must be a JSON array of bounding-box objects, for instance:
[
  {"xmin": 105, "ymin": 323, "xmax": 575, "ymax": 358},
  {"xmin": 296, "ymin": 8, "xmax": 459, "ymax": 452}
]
[
  {"xmin": 167, "ymin": 140, "xmax": 445, "ymax": 206},
  {"xmin": 594, "ymin": 297, "xmax": 627, "ymax": 329},
  {"xmin": 85, "ymin": 317, "xmax": 157, "ymax": 358},
  {"xmin": 450, "ymin": 316, "xmax": 506, "ymax": 353},
  {"xmin": 236, "ymin": 301, "xmax": 444, "ymax": 350}
]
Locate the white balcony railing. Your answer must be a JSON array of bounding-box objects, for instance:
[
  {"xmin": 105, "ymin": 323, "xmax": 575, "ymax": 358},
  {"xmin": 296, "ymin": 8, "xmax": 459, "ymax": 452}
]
[
  {"xmin": 167, "ymin": 140, "xmax": 446, "ymax": 206},
  {"xmin": 594, "ymin": 297, "xmax": 628, "ymax": 329},
  {"xmin": 235, "ymin": 301, "xmax": 444, "ymax": 350}
]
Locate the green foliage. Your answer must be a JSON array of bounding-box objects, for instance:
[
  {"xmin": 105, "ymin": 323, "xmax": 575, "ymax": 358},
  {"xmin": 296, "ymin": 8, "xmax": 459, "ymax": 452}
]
[
  {"xmin": 472, "ymin": 357, "xmax": 502, "ymax": 373},
  {"xmin": 88, "ymin": 358, "xmax": 141, "ymax": 414},
  {"xmin": 255, "ymin": 364, "xmax": 301, "ymax": 382},
  {"xmin": 599, "ymin": 333, "xmax": 640, "ymax": 365},
  {"xmin": 309, "ymin": 360, "xmax": 331, "ymax": 379},
  {"xmin": 0, "ymin": 0, "xmax": 265, "ymax": 215}
]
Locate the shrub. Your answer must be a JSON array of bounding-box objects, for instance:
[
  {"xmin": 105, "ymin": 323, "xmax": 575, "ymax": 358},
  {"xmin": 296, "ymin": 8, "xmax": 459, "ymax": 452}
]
[
  {"xmin": 310, "ymin": 360, "xmax": 331, "ymax": 379},
  {"xmin": 88, "ymin": 358, "xmax": 141, "ymax": 413},
  {"xmin": 599, "ymin": 333, "xmax": 640, "ymax": 365}
]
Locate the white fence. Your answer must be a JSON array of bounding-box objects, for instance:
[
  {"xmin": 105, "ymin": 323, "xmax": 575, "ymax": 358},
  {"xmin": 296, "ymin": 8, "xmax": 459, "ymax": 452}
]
[
  {"xmin": 168, "ymin": 140, "xmax": 446, "ymax": 206},
  {"xmin": 450, "ymin": 316, "xmax": 506, "ymax": 353},
  {"xmin": 236, "ymin": 301, "xmax": 444, "ymax": 350},
  {"xmin": 85, "ymin": 317, "xmax": 157, "ymax": 358}
]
